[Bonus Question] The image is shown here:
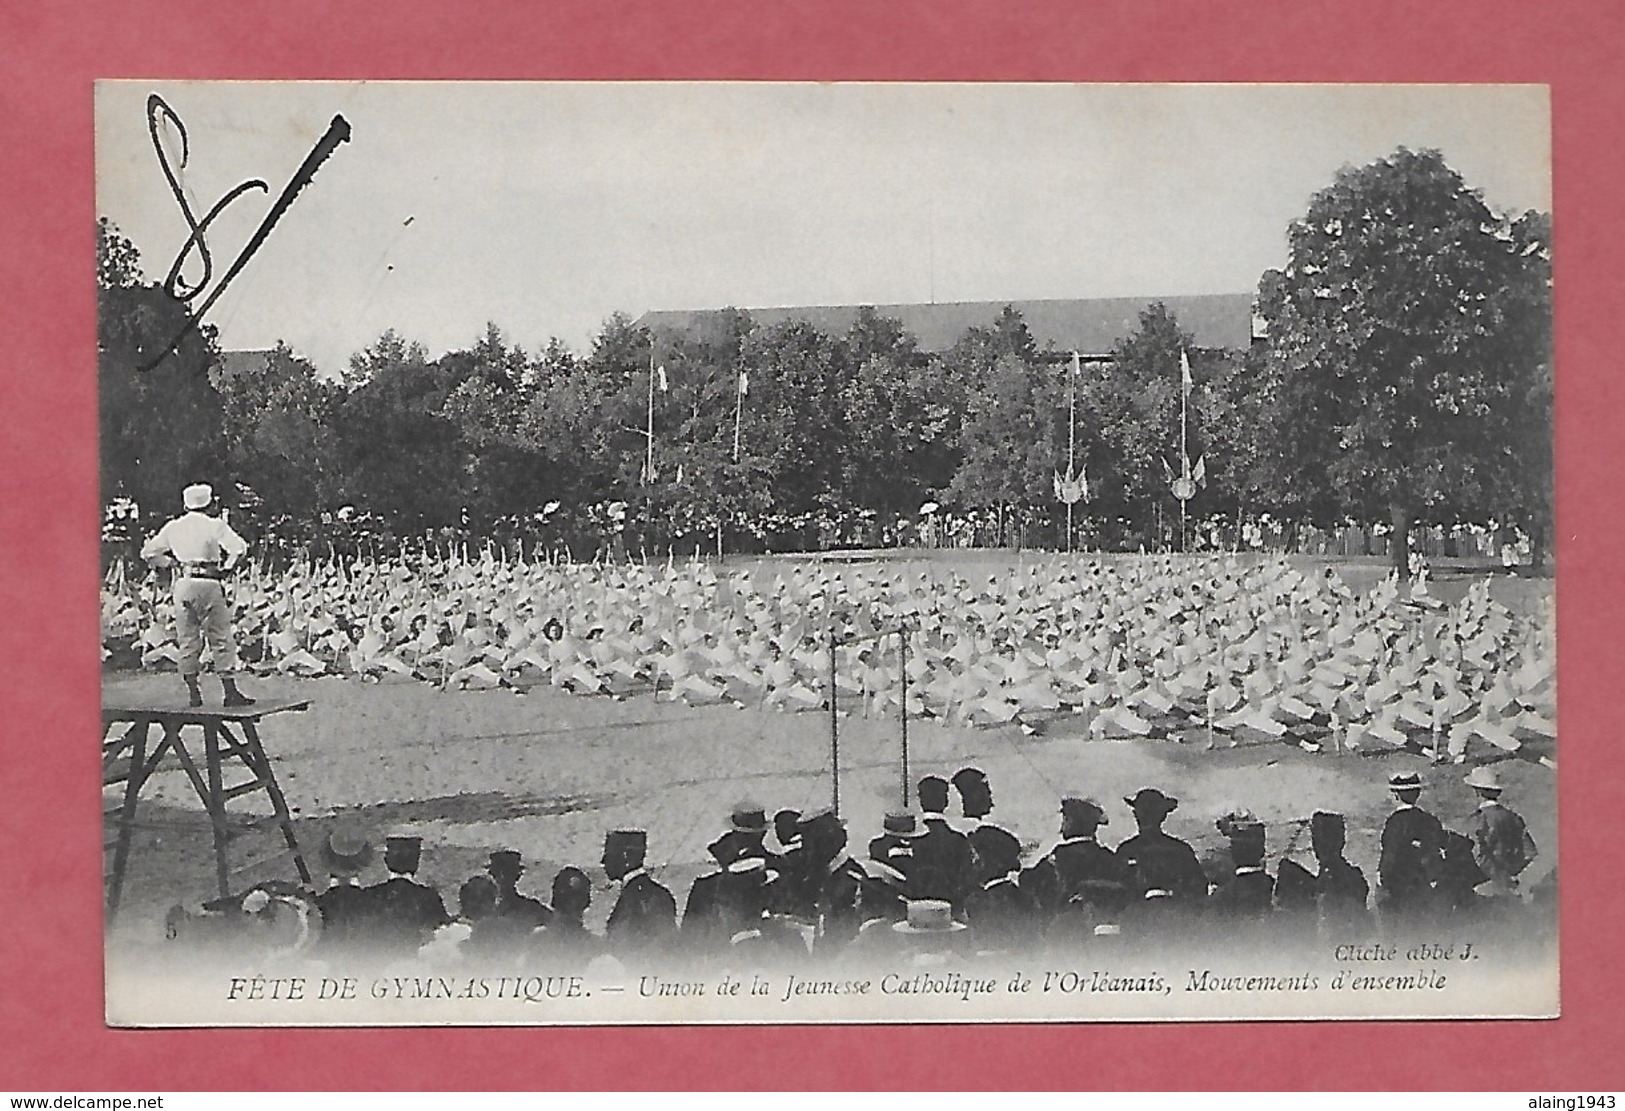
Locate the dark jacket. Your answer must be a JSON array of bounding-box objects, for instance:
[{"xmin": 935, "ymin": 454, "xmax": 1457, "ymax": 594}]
[
  {"xmin": 606, "ymin": 871, "xmax": 678, "ymax": 954},
  {"xmin": 493, "ymin": 888, "xmax": 553, "ymax": 931},
  {"xmin": 964, "ymin": 876, "xmax": 1041, "ymax": 952},
  {"xmin": 359, "ymin": 875, "xmax": 451, "ymax": 952},
  {"xmin": 316, "ymin": 882, "xmax": 374, "ymax": 949},
  {"xmin": 1378, "ymin": 804, "xmax": 1447, "ymax": 907},
  {"xmin": 1315, "ymin": 855, "xmax": 1370, "ymax": 921},
  {"xmin": 1471, "ymin": 802, "xmax": 1537, "ymax": 886},
  {"xmin": 813, "ymin": 857, "xmax": 868, "ymax": 954},
  {"xmin": 911, "ymin": 818, "xmax": 975, "ymax": 907},
  {"xmin": 1115, "ymin": 829, "xmax": 1209, "ymax": 901},
  {"xmin": 1209, "ymin": 868, "xmax": 1275, "ymax": 918}
]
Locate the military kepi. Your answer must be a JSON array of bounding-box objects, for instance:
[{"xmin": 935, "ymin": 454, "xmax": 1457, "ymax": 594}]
[{"xmin": 384, "ymin": 834, "xmax": 422, "ymax": 872}]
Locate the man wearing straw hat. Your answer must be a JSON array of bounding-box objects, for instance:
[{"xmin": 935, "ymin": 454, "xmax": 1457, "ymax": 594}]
[
  {"xmin": 1378, "ymin": 771, "xmax": 1448, "ymax": 919},
  {"xmin": 140, "ymin": 482, "xmax": 255, "ymax": 708},
  {"xmin": 1464, "ymin": 766, "xmax": 1538, "ymax": 898},
  {"xmin": 314, "ymin": 826, "xmax": 375, "ymax": 952}
]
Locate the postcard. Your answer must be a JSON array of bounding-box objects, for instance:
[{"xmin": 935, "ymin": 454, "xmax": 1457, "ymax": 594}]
[{"xmin": 95, "ymin": 80, "xmax": 1556, "ymax": 1026}]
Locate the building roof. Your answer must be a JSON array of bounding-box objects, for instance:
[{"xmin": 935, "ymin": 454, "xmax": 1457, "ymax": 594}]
[
  {"xmin": 216, "ymin": 348, "xmax": 275, "ymax": 379},
  {"xmin": 636, "ymin": 293, "xmax": 1256, "ymax": 355}
]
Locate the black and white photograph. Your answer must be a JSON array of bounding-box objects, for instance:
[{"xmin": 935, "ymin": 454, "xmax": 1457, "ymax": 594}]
[{"xmin": 94, "ymin": 81, "xmax": 1556, "ymax": 1025}]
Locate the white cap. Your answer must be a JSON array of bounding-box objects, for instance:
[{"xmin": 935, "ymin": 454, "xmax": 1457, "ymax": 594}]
[{"xmin": 183, "ymin": 484, "xmax": 213, "ymax": 510}]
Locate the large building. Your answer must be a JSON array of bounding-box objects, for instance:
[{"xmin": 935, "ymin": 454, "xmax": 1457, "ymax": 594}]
[{"xmin": 637, "ymin": 292, "xmax": 1258, "ymax": 362}]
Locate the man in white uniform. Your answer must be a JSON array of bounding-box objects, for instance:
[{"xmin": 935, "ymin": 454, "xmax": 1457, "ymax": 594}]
[{"xmin": 140, "ymin": 483, "xmax": 255, "ymax": 708}]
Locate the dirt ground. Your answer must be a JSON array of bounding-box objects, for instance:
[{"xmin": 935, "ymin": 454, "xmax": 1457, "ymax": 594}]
[{"xmin": 102, "ymin": 553, "xmax": 1557, "ymax": 946}]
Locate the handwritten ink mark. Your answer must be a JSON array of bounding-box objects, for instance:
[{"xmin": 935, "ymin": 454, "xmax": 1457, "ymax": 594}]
[{"xmin": 139, "ymin": 94, "xmax": 352, "ymax": 375}]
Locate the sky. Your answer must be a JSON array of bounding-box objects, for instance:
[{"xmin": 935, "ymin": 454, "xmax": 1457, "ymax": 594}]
[{"xmin": 95, "ymin": 82, "xmax": 1551, "ymax": 378}]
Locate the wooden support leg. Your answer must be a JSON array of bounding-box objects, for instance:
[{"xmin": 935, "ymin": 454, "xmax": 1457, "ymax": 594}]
[
  {"xmin": 165, "ymin": 726, "xmax": 215, "ymax": 811},
  {"xmin": 102, "ymin": 721, "xmax": 142, "ymax": 783},
  {"xmin": 203, "ymin": 721, "xmax": 231, "ymax": 899},
  {"xmin": 241, "ymin": 720, "xmax": 311, "ymax": 886},
  {"xmin": 106, "ymin": 718, "xmax": 152, "ymax": 922}
]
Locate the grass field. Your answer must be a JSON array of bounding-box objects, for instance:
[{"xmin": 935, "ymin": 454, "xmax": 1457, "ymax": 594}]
[{"xmin": 101, "ymin": 552, "xmax": 1556, "ymax": 946}]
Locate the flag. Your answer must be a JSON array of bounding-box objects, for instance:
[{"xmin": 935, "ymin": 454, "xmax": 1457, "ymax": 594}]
[
  {"xmin": 675, "ymin": 464, "xmax": 685, "ymax": 485},
  {"xmin": 1053, "ymin": 471, "xmax": 1064, "ymax": 500},
  {"xmin": 1192, "ymin": 455, "xmax": 1207, "ymax": 487},
  {"xmin": 738, "ymin": 370, "xmax": 749, "ymax": 397},
  {"xmin": 1080, "ymin": 463, "xmax": 1089, "ymax": 502},
  {"xmin": 656, "ymin": 364, "xmax": 668, "ymax": 392},
  {"xmin": 1180, "ymin": 348, "xmax": 1193, "ymax": 392}
]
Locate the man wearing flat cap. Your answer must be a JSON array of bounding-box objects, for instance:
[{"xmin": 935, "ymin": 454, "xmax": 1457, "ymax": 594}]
[
  {"xmin": 729, "ymin": 802, "xmax": 771, "ymax": 857},
  {"xmin": 140, "ymin": 482, "xmax": 256, "ymax": 708},
  {"xmin": 1464, "ymin": 766, "xmax": 1538, "ymax": 898},
  {"xmin": 768, "ymin": 808, "xmax": 806, "ymax": 916},
  {"xmin": 1026, "ymin": 796, "xmax": 1133, "ymax": 936},
  {"xmin": 1377, "ymin": 771, "xmax": 1448, "ymax": 921},
  {"xmin": 1115, "ymin": 787, "xmax": 1210, "ymax": 907},
  {"xmin": 603, "ymin": 829, "xmax": 677, "ymax": 955}
]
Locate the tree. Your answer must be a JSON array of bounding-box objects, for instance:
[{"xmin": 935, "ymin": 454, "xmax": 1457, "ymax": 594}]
[
  {"xmin": 211, "ymin": 342, "xmax": 343, "ymax": 519},
  {"xmin": 1077, "ymin": 303, "xmax": 1198, "ymax": 548},
  {"xmin": 332, "ymin": 331, "xmax": 469, "ymax": 531},
  {"xmin": 97, "ymin": 219, "xmax": 228, "ymax": 514},
  {"xmin": 839, "ymin": 307, "xmax": 945, "ymax": 519},
  {"xmin": 1489, "ymin": 211, "xmax": 1553, "ymax": 568},
  {"xmin": 439, "ymin": 324, "xmax": 552, "ymax": 526},
  {"xmin": 1257, "ymin": 147, "xmax": 1552, "ymax": 575},
  {"xmin": 949, "ymin": 353, "xmax": 1058, "ymax": 546},
  {"xmin": 934, "ymin": 305, "xmax": 1043, "ymax": 531},
  {"xmin": 740, "ymin": 319, "xmax": 850, "ymax": 522}
]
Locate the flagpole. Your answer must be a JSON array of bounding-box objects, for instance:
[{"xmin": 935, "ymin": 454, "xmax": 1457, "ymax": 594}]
[
  {"xmin": 1068, "ymin": 351, "xmax": 1078, "ymax": 553},
  {"xmin": 646, "ymin": 346, "xmax": 656, "ymax": 483},
  {"xmin": 1180, "ymin": 349, "xmax": 1189, "ymax": 553},
  {"xmin": 733, "ymin": 373, "xmax": 744, "ymax": 462}
]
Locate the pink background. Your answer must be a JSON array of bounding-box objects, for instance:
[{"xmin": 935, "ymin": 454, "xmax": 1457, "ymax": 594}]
[{"xmin": 2, "ymin": 0, "xmax": 1621, "ymax": 1089}]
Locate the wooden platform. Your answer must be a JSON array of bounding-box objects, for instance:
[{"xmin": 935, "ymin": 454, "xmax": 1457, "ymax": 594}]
[
  {"xmin": 102, "ymin": 696, "xmax": 312, "ymax": 723},
  {"xmin": 102, "ymin": 697, "xmax": 313, "ymax": 920}
]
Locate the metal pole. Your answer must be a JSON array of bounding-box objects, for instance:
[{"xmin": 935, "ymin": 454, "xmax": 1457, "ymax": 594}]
[
  {"xmin": 1068, "ymin": 351, "xmax": 1078, "ymax": 553},
  {"xmin": 829, "ymin": 621, "xmax": 840, "ymax": 816},
  {"xmin": 1180, "ymin": 350, "xmax": 1188, "ymax": 553},
  {"xmin": 899, "ymin": 625, "xmax": 911, "ymax": 808},
  {"xmin": 646, "ymin": 348, "xmax": 655, "ymax": 483},
  {"xmin": 733, "ymin": 375, "xmax": 744, "ymax": 462}
]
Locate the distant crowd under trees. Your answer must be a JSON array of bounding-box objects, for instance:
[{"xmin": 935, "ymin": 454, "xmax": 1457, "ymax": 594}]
[{"xmin": 98, "ymin": 148, "xmax": 1552, "ymax": 575}]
